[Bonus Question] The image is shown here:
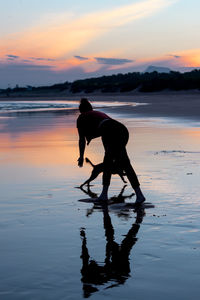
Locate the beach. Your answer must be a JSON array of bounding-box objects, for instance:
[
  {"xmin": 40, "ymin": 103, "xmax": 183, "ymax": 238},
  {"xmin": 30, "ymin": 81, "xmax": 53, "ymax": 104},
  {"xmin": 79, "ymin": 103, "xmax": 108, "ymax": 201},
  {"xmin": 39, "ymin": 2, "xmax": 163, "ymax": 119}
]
[
  {"xmin": 0, "ymin": 93, "xmax": 200, "ymax": 299},
  {"xmin": 1, "ymin": 89, "xmax": 200, "ymax": 120}
]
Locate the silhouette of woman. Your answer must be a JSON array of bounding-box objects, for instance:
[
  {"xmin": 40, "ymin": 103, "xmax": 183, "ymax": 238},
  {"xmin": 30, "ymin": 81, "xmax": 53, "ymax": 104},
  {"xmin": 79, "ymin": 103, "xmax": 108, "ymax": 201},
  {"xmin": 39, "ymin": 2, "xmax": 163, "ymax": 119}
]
[{"xmin": 77, "ymin": 98, "xmax": 145, "ymax": 203}]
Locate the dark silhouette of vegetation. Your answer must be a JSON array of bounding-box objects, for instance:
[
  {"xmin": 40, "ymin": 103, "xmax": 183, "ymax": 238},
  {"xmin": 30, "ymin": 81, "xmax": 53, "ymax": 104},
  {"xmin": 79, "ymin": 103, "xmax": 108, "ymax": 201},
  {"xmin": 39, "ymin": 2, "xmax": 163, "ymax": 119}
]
[
  {"xmin": 70, "ymin": 69, "xmax": 200, "ymax": 93},
  {"xmin": 28, "ymin": 81, "xmax": 70, "ymax": 92},
  {"xmin": 1, "ymin": 69, "xmax": 200, "ymax": 96}
]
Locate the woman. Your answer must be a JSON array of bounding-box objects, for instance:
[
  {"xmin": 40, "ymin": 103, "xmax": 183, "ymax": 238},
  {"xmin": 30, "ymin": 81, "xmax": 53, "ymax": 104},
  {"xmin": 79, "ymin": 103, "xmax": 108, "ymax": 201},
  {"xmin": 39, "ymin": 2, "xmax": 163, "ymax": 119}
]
[{"xmin": 77, "ymin": 98, "xmax": 145, "ymax": 203}]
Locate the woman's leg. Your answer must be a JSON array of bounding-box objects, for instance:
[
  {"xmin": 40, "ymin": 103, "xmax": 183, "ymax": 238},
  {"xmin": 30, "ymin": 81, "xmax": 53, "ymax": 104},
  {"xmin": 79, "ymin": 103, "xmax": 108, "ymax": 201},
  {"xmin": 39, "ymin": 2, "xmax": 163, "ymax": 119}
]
[
  {"xmin": 98, "ymin": 121, "xmax": 117, "ymax": 201},
  {"xmin": 99, "ymin": 120, "xmax": 145, "ymax": 203},
  {"xmin": 119, "ymin": 148, "xmax": 145, "ymax": 203},
  {"xmin": 98, "ymin": 151, "xmax": 112, "ymax": 201}
]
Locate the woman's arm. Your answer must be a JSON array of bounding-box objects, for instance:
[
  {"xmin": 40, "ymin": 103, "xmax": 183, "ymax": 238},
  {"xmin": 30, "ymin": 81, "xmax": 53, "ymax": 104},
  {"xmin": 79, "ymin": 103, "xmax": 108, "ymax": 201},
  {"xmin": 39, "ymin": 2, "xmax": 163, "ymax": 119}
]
[{"xmin": 78, "ymin": 135, "xmax": 86, "ymax": 167}]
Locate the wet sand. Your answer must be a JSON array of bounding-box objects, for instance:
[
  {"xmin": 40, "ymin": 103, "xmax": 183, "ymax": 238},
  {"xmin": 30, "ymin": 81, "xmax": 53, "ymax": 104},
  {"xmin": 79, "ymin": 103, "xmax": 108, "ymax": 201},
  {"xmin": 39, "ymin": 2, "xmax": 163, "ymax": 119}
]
[{"xmin": 0, "ymin": 98, "xmax": 200, "ymax": 299}]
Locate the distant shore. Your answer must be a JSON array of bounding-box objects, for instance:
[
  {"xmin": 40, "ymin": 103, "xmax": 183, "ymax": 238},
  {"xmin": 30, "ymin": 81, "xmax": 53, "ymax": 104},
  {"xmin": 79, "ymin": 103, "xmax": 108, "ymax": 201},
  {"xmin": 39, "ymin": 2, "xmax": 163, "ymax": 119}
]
[{"xmin": 0, "ymin": 90, "xmax": 200, "ymax": 121}]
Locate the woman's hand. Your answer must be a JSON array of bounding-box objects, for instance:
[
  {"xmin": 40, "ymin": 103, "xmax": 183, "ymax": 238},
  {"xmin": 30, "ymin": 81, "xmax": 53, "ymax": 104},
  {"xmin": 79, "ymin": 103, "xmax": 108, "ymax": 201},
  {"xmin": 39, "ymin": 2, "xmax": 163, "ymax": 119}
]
[{"xmin": 78, "ymin": 156, "xmax": 84, "ymax": 167}]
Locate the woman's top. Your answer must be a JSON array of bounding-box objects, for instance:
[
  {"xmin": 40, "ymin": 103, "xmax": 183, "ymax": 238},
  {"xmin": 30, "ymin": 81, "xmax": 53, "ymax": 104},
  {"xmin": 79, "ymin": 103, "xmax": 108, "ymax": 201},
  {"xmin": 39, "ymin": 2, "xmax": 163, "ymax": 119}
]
[{"xmin": 77, "ymin": 110, "xmax": 111, "ymax": 144}]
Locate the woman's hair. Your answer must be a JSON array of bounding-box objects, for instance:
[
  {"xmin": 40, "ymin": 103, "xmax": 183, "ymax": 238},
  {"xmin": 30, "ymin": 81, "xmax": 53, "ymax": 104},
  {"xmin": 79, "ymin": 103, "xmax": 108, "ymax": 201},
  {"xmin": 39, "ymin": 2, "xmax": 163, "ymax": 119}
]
[{"xmin": 79, "ymin": 98, "xmax": 93, "ymax": 113}]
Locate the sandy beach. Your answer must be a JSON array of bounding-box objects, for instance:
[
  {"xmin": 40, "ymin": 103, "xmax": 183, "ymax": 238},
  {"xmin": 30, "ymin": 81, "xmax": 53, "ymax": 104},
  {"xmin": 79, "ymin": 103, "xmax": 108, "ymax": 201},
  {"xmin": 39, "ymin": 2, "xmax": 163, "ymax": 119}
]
[{"xmin": 0, "ymin": 94, "xmax": 200, "ymax": 299}]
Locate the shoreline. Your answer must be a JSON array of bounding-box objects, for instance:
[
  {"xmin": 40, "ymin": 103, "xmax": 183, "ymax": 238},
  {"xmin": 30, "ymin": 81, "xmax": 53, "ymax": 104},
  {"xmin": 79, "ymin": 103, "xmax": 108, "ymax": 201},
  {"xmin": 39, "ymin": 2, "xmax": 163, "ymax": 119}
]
[
  {"xmin": 0, "ymin": 88, "xmax": 200, "ymax": 99},
  {"xmin": 0, "ymin": 90, "xmax": 199, "ymax": 122}
]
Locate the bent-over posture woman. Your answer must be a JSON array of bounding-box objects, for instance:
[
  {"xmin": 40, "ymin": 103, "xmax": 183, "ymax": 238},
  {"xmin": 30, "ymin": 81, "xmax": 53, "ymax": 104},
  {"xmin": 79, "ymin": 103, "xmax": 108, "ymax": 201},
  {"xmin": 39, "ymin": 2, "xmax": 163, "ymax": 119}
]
[{"xmin": 77, "ymin": 98, "xmax": 145, "ymax": 203}]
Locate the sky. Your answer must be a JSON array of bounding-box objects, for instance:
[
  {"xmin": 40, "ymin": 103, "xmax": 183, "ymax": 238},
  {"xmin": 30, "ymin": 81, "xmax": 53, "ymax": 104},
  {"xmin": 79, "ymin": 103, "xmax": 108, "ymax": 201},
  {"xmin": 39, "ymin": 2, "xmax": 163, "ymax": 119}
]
[{"xmin": 0, "ymin": 0, "xmax": 200, "ymax": 88}]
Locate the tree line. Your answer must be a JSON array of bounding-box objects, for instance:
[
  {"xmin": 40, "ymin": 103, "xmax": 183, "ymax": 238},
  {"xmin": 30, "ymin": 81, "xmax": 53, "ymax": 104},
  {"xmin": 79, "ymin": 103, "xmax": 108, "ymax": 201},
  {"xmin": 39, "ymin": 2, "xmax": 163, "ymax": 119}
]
[
  {"xmin": 70, "ymin": 69, "xmax": 200, "ymax": 93},
  {"xmin": 1, "ymin": 69, "xmax": 200, "ymax": 95}
]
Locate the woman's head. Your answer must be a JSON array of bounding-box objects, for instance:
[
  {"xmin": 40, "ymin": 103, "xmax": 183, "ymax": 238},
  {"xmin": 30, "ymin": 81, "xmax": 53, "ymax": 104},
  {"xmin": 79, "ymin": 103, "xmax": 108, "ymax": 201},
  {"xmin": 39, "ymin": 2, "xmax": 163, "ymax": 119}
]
[{"xmin": 79, "ymin": 98, "xmax": 93, "ymax": 113}]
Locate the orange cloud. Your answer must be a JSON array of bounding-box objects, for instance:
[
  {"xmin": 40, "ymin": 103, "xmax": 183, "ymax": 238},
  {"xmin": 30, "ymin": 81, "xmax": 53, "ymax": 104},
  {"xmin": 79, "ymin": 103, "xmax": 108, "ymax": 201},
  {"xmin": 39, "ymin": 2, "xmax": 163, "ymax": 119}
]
[
  {"xmin": 0, "ymin": 0, "xmax": 177, "ymax": 70},
  {"xmin": 123, "ymin": 48, "xmax": 200, "ymax": 69},
  {"xmin": 175, "ymin": 49, "xmax": 200, "ymax": 67}
]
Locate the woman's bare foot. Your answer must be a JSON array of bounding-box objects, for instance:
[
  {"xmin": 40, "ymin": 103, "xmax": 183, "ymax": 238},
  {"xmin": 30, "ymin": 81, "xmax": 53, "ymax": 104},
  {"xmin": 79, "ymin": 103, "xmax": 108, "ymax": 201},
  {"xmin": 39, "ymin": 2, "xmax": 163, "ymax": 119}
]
[
  {"xmin": 135, "ymin": 196, "xmax": 146, "ymax": 204},
  {"xmin": 97, "ymin": 194, "xmax": 108, "ymax": 202},
  {"xmin": 97, "ymin": 185, "xmax": 109, "ymax": 202},
  {"xmin": 134, "ymin": 187, "xmax": 146, "ymax": 204}
]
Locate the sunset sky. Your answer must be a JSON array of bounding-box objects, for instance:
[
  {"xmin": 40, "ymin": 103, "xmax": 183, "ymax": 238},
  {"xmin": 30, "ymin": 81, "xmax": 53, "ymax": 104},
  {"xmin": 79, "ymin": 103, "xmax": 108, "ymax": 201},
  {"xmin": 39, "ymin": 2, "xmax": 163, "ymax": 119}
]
[{"xmin": 0, "ymin": 0, "xmax": 200, "ymax": 87}]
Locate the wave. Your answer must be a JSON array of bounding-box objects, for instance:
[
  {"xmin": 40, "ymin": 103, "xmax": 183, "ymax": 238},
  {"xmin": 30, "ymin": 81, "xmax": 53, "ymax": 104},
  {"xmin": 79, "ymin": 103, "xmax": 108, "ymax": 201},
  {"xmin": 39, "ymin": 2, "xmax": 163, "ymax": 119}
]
[
  {"xmin": 0, "ymin": 100, "xmax": 140, "ymax": 114},
  {"xmin": 154, "ymin": 150, "xmax": 200, "ymax": 155},
  {"xmin": 0, "ymin": 101, "xmax": 78, "ymax": 113}
]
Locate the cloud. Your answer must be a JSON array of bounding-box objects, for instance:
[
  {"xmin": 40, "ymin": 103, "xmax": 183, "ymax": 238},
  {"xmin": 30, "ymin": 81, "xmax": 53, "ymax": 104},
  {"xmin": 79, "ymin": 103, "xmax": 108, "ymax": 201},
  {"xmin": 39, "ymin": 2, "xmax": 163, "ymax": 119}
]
[
  {"xmin": 1, "ymin": 62, "xmax": 52, "ymax": 70},
  {"xmin": 2, "ymin": 51, "xmax": 199, "ymax": 89},
  {"xmin": 74, "ymin": 55, "xmax": 89, "ymax": 61},
  {"xmin": 0, "ymin": 61, "xmax": 84, "ymax": 88},
  {"xmin": 168, "ymin": 54, "xmax": 181, "ymax": 59},
  {"xmin": 165, "ymin": 49, "xmax": 200, "ymax": 67},
  {"xmin": 29, "ymin": 57, "xmax": 56, "ymax": 61},
  {"xmin": 95, "ymin": 57, "xmax": 133, "ymax": 65},
  {"xmin": 6, "ymin": 54, "xmax": 20, "ymax": 60},
  {"xmin": 5, "ymin": 54, "xmax": 55, "ymax": 63},
  {"xmin": 175, "ymin": 49, "xmax": 200, "ymax": 66},
  {"xmin": 0, "ymin": 0, "xmax": 181, "ymax": 87},
  {"xmin": 0, "ymin": 0, "xmax": 177, "ymax": 68}
]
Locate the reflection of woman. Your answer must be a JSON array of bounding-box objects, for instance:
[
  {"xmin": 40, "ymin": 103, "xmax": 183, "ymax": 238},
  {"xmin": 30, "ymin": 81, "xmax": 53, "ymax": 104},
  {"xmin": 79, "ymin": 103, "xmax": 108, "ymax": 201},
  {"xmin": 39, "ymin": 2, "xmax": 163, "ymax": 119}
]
[
  {"xmin": 77, "ymin": 98, "xmax": 145, "ymax": 203},
  {"xmin": 80, "ymin": 206, "xmax": 145, "ymax": 297}
]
